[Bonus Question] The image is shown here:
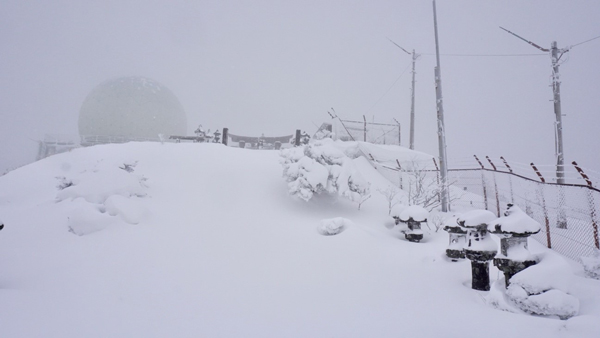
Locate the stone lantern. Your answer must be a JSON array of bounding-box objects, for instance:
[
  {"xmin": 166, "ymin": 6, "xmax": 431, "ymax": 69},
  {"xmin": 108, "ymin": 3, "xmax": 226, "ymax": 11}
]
[
  {"xmin": 443, "ymin": 214, "xmax": 466, "ymax": 261},
  {"xmin": 458, "ymin": 210, "xmax": 498, "ymax": 291},
  {"xmin": 391, "ymin": 205, "xmax": 428, "ymax": 242},
  {"xmin": 489, "ymin": 204, "xmax": 541, "ymax": 287}
]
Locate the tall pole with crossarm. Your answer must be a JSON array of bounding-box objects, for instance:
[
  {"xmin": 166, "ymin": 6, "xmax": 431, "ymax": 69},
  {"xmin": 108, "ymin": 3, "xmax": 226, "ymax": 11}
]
[
  {"xmin": 387, "ymin": 38, "xmax": 420, "ymax": 150},
  {"xmin": 433, "ymin": 0, "xmax": 450, "ymax": 212},
  {"xmin": 500, "ymin": 26, "xmax": 567, "ymax": 185}
]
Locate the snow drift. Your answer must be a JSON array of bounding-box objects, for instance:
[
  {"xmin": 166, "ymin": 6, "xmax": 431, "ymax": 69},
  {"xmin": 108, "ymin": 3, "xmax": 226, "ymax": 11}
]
[{"xmin": 0, "ymin": 141, "xmax": 599, "ymax": 337}]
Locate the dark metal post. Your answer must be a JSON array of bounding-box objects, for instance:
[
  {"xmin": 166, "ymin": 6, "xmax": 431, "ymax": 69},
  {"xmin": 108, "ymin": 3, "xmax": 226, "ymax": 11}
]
[
  {"xmin": 295, "ymin": 130, "xmax": 301, "ymax": 147},
  {"xmin": 222, "ymin": 128, "xmax": 229, "ymax": 146}
]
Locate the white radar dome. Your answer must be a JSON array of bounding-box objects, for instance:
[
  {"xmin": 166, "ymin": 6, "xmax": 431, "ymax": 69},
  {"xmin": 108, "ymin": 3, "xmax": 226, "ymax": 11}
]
[{"xmin": 79, "ymin": 77, "xmax": 187, "ymax": 138}]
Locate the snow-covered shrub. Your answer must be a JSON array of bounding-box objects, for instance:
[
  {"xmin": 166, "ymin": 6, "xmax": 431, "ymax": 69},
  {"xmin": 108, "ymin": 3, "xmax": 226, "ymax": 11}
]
[
  {"xmin": 57, "ymin": 161, "xmax": 150, "ymax": 235},
  {"xmin": 506, "ymin": 252, "xmax": 580, "ymax": 319},
  {"xmin": 56, "ymin": 176, "xmax": 74, "ymax": 190},
  {"xmin": 318, "ymin": 217, "xmax": 353, "ymax": 235},
  {"xmin": 280, "ymin": 141, "xmax": 370, "ymax": 204},
  {"xmin": 581, "ymin": 250, "xmax": 600, "ymax": 280},
  {"xmin": 378, "ymin": 186, "xmax": 401, "ymax": 215},
  {"xmin": 285, "ymin": 156, "xmax": 330, "ymax": 201},
  {"xmin": 56, "ymin": 166, "xmax": 147, "ymax": 204}
]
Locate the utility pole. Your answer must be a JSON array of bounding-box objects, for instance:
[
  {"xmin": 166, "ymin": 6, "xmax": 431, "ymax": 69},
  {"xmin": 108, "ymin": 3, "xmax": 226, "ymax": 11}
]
[
  {"xmin": 388, "ymin": 39, "xmax": 420, "ymax": 150},
  {"xmin": 500, "ymin": 27, "xmax": 567, "ymax": 184},
  {"xmin": 433, "ymin": 0, "xmax": 450, "ymax": 212},
  {"xmin": 551, "ymin": 41, "xmax": 565, "ymax": 184}
]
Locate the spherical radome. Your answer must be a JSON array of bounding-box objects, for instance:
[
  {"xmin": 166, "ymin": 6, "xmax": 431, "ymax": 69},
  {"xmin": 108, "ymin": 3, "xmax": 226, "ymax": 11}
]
[{"xmin": 79, "ymin": 77, "xmax": 187, "ymax": 138}]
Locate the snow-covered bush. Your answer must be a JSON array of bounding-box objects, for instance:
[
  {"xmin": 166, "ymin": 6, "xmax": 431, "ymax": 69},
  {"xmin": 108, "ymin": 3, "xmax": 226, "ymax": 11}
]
[
  {"xmin": 581, "ymin": 250, "xmax": 600, "ymax": 280},
  {"xmin": 56, "ymin": 166, "xmax": 147, "ymax": 204},
  {"xmin": 378, "ymin": 185, "xmax": 402, "ymax": 215},
  {"xmin": 58, "ymin": 161, "xmax": 150, "ymax": 235},
  {"xmin": 505, "ymin": 252, "xmax": 580, "ymax": 319},
  {"xmin": 318, "ymin": 217, "xmax": 353, "ymax": 236},
  {"xmin": 280, "ymin": 140, "xmax": 370, "ymax": 205}
]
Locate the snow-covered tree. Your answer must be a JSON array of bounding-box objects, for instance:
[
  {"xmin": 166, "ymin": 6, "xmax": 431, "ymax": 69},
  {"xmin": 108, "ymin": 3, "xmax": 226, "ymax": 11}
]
[{"xmin": 280, "ymin": 140, "xmax": 370, "ymax": 205}]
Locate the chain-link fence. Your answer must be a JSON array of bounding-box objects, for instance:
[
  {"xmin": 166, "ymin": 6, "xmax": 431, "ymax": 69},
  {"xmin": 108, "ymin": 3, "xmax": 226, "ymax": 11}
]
[
  {"xmin": 370, "ymin": 155, "xmax": 600, "ymax": 261},
  {"xmin": 333, "ymin": 119, "xmax": 401, "ymax": 145}
]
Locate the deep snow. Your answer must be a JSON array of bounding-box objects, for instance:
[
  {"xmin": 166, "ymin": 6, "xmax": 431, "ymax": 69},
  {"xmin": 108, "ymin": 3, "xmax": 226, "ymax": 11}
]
[{"xmin": 0, "ymin": 141, "xmax": 599, "ymax": 337}]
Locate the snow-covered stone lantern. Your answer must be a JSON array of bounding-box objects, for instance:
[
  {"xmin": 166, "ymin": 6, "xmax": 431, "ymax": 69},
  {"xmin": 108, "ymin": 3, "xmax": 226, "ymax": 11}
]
[
  {"xmin": 458, "ymin": 210, "xmax": 498, "ymax": 291},
  {"xmin": 443, "ymin": 214, "xmax": 466, "ymax": 261},
  {"xmin": 489, "ymin": 204, "xmax": 541, "ymax": 287},
  {"xmin": 392, "ymin": 205, "xmax": 428, "ymax": 242}
]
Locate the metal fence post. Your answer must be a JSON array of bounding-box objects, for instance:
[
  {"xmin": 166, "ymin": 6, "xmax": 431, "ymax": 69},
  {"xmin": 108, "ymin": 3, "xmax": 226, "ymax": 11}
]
[
  {"xmin": 363, "ymin": 115, "xmax": 367, "ymax": 142},
  {"xmin": 501, "ymin": 156, "xmax": 514, "ymax": 203},
  {"xmin": 486, "ymin": 156, "xmax": 501, "ymax": 217},
  {"xmin": 396, "ymin": 159, "xmax": 403, "ymax": 190},
  {"xmin": 531, "ymin": 162, "xmax": 551, "ymax": 249},
  {"xmin": 474, "ymin": 155, "xmax": 488, "ymax": 211},
  {"xmin": 573, "ymin": 161, "xmax": 600, "ymax": 249}
]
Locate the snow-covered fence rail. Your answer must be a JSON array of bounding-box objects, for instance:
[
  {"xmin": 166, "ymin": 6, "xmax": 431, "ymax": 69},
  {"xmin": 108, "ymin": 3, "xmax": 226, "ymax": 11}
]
[{"xmin": 368, "ymin": 154, "xmax": 600, "ymax": 261}]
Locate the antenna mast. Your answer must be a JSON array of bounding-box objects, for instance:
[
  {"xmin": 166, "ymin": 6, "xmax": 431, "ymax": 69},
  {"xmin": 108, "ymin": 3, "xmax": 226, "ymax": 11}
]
[
  {"xmin": 388, "ymin": 38, "xmax": 420, "ymax": 150},
  {"xmin": 433, "ymin": 0, "xmax": 450, "ymax": 212},
  {"xmin": 500, "ymin": 26, "xmax": 567, "ymax": 184}
]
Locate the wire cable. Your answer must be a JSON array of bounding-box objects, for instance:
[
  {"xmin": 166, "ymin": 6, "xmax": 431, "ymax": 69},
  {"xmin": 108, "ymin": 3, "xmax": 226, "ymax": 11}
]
[
  {"xmin": 363, "ymin": 63, "xmax": 412, "ymax": 116},
  {"xmin": 570, "ymin": 34, "xmax": 600, "ymax": 49},
  {"xmin": 421, "ymin": 53, "xmax": 546, "ymax": 57}
]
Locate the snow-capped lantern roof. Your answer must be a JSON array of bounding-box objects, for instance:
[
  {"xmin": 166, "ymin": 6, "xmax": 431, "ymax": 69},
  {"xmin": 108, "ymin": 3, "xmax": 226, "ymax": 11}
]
[
  {"xmin": 488, "ymin": 204, "xmax": 541, "ymax": 235},
  {"xmin": 457, "ymin": 210, "xmax": 496, "ymax": 229},
  {"xmin": 442, "ymin": 214, "xmax": 465, "ymax": 233},
  {"xmin": 390, "ymin": 204, "xmax": 404, "ymax": 218},
  {"xmin": 397, "ymin": 205, "xmax": 428, "ymax": 222}
]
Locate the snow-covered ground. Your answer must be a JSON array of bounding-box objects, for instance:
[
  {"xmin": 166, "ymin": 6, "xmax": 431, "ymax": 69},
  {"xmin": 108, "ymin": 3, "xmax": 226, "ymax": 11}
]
[{"xmin": 0, "ymin": 141, "xmax": 599, "ymax": 337}]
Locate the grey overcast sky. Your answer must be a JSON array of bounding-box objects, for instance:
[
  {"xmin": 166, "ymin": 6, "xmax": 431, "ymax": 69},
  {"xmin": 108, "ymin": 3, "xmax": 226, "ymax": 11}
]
[{"xmin": 1, "ymin": 0, "xmax": 600, "ymax": 179}]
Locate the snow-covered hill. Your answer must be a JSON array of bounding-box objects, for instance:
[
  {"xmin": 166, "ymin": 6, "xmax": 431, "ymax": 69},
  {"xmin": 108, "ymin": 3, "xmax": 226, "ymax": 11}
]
[{"xmin": 0, "ymin": 142, "xmax": 598, "ymax": 337}]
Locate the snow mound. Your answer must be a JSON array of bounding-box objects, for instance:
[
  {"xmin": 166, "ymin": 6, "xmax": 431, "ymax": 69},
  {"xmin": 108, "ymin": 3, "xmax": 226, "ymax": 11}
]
[
  {"xmin": 317, "ymin": 217, "xmax": 353, "ymax": 236},
  {"xmin": 506, "ymin": 285, "xmax": 579, "ymax": 320},
  {"xmin": 507, "ymin": 252, "xmax": 579, "ymax": 319},
  {"xmin": 581, "ymin": 251, "xmax": 600, "ymax": 280},
  {"xmin": 67, "ymin": 198, "xmax": 119, "ymax": 236},
  {"xmin": 104, "ymin": 195, "xmax": 147, "ymax": 225}
]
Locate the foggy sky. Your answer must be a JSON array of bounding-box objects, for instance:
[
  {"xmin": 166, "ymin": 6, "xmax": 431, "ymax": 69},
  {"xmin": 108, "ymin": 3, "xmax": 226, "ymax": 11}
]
[{"xmin": 1, "ymin": 0, "xmax": 600, "ymax": 181}]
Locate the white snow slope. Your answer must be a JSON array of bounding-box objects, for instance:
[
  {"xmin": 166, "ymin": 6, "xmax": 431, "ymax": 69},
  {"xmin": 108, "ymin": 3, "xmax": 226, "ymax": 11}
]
[{"xmin": 0, "ymin": 142, "xmax": 599, "ymax": 338}]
